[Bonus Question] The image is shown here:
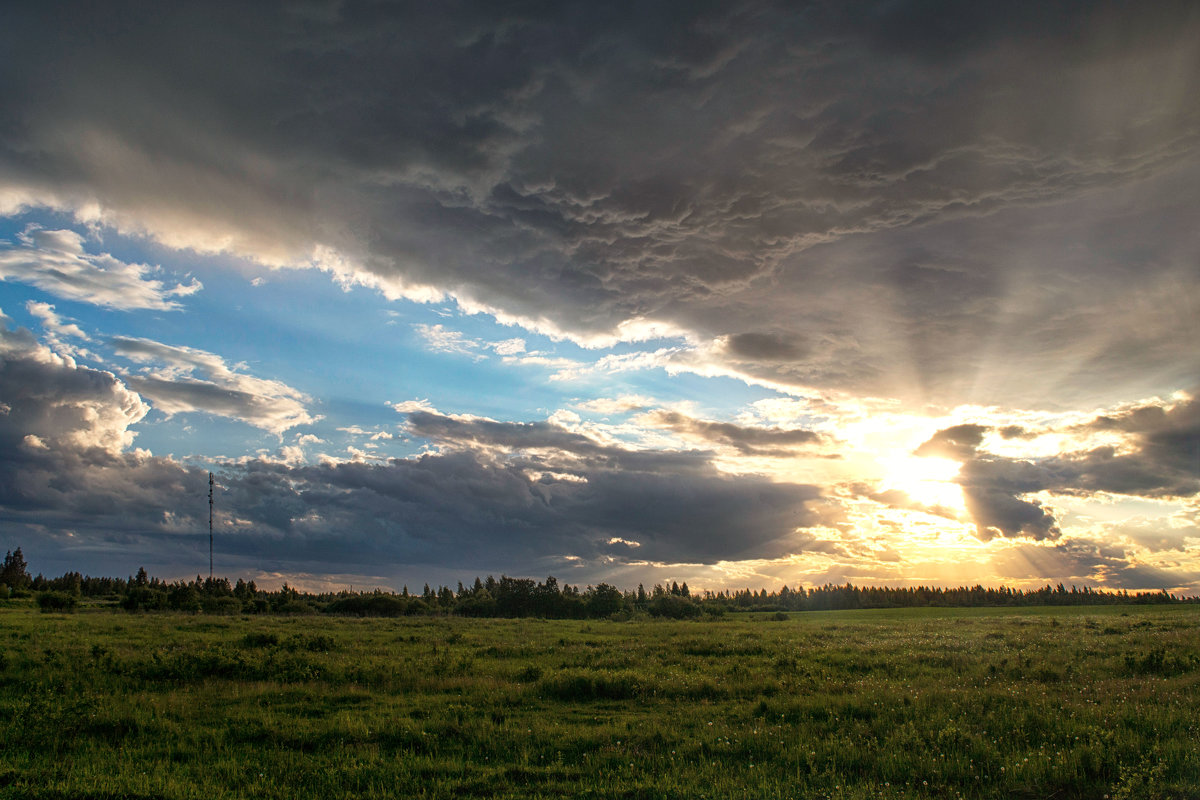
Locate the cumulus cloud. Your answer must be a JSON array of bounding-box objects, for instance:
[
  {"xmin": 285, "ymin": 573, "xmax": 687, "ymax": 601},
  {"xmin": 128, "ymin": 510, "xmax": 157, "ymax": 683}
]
[
  {"xmin": 1055, "ymin": 393, "xmax": 1200, "ymax": 497},
  {"xmin": 918, "ymin": 395, "xmax": 1200, "ymax": 540},
  {"xmin": 0, "ymin": 320, "xmax": 148, "ymax": 457},
  {"xmin": 0, "ymin": 327, "xmax": 830, "ymax": 575},
  {"xmin": 24, "ymin": 300, "xmax": 96, "ymax": 361},
  {"xmin": 914, "ymin": 424, "xmax": 989, "ymax": 460},
  {"xmin": 390, "ymin": 399, "xmax": 436, "ymax": 415},
  {"xmin": 112, "ymin": 337, "xmax": 316, "ymax": 434},
  {"xmin": 26, "ymin": 301, "xmax": 88, "ymax": 342},
  {"xmin": 490, "ymin": 338, "xmax": 526, "ymax": 356},
  {"xmin": 0, "ymin": 227, "xmax": 201, "ymax": 310}
]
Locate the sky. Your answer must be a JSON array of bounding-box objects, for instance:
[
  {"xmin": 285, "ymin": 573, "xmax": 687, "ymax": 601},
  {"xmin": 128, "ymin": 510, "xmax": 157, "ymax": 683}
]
[{"xmin": 0, "ymin": 0, "xmax": 1198, "ymax": 594}]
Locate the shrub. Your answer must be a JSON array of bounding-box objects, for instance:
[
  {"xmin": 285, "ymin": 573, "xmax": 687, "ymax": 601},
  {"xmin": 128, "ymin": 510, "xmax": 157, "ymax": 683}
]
[
  {"xmin": 648, "ymin": 594, "xmax": 701, "ymax": 619},
  {"xmin": 122, "ymin": 587, "xmax": 168, "ymax": 611},
  {"xmin": 36, "ymin": 591, "xmax": 77, "ymax": 612},
  {"xmin": 325, "ymin": 593, "xmax": 411, "ymax": 617},
  {"xmin": 245, "ymin": 598, "xmax": 271, "ymax": 614},
  {"xmin": 275, "ymin": 600, "xmax": 316, "ymax": 615},
  {"xmin": 242, "ymin": 632, "xmax": 279, "ymax": 648},
  {"xmin": 514, "ymin": 665, "xmax": 543, "ymax": 683},
  {"xmin": 167, "ymin": 584, "xmax": 202, "ymax": 612},
  {"xmin": 202, "ymin": 596, "xmax": 243, "ymax": 615},
  {"xmin": 1123, "ymin": 648, "xmax": 1197, "ymax": 677}
]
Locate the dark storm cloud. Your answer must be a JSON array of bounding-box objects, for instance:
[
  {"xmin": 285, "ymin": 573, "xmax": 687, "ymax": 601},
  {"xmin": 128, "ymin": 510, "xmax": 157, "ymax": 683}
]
[
  {"xmin": 0, "ymin": 333, "xmax": 826, "ymax": 575},
  {"xmin": 2, "ymin": 1, "xmax": 1196, "ymax": 405},
  {"xmin": 227, "ymin": 452, "xmax": 824, "ymax": 568}
]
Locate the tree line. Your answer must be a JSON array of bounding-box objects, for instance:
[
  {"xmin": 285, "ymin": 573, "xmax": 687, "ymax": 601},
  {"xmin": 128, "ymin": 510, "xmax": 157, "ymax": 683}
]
[{"xmin": 3, "ymin": 547, "xmax": 1195, "ymax": 618}]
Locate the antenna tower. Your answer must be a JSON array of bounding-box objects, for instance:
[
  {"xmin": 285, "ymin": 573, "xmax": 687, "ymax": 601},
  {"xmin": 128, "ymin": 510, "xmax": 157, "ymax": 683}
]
[{"xmin": 208, "ymin": 472, "xmax": 214, "ymax": 581}]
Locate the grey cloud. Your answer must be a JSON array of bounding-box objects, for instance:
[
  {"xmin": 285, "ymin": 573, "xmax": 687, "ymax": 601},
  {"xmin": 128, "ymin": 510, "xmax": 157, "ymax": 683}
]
[
  {"xmin": 1048, "ymin": 394, "xmax": 1200, "ymax": 498},
  {"xmin": 959, "ymin": 461, "xmax": 1061, "ymax": 541},
  {"xmin": 914, "ymin": 424, "xmax": 988, "ymax": 460},
  {"xmin": 0, "ymin": 322, "xmax": 208, "ymax": 570},
  {"xmin": 1109, "ymin": 515, "xmax": 1200, "ymax": 553},
  {"xmin": 643, "ymin": 409, "xmax": 824, "ymax": 455},
  {"xmin": 405, "ymin": 411, "xmax": 611, "ymax": 459},
  {"xmin": 1, "ymin": 333, "xmax": 828, "ymax": 577},
  {"xmin": 0, "ymin": 322, "xmax": 148, "ymax": 458},
  {"xmin": 125, "ymin": 377, "xmax": 306, "ymax": 434},
  {"xmin": 1, "ymin": 1, "xmax": 1196, "ymax": 406},
  {"xmin": 112, "ymin": 336, "xmax": 316, "ymax": 434},
  {"xmin": 913, "ymin": 422, "xmax": 1058, "ymax": 540},
  {"xmin": 0, "ymin": 227, "xmax": 201, "ymax": 310},
  {"xmin": 992, "ymin": 537, "xmax": 1197, "ymax": 592},
  {"xmin": 405, "ymin": 409, "xmax": 716, "ymax": 475},
  {"xmin": 924, "ymin": 395, "xmax": 1200, "ymax": 540},
  {"xmin": 722, "ymin": 332, "xmax": 807, "ymax": 363},
  {"xmin": 219, "ymin": 450, "xmax": 825, "ymax": 570},
  {"xmin": 863, "ymin": 487, "xmax": 960, "ymax": 522}
]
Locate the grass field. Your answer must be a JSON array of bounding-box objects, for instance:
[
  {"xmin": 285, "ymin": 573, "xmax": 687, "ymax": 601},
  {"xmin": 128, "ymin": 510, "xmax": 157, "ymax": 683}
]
[{"xmin": 2, "ymin": 603, "xmax": 1198, "ymax": 799}]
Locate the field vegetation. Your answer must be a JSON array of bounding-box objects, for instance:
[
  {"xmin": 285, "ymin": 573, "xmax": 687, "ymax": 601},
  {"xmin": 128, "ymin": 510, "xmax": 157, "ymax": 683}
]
[{"xmin": 2, "ymin": 601, "xmax": 1198, "ymax": 799}]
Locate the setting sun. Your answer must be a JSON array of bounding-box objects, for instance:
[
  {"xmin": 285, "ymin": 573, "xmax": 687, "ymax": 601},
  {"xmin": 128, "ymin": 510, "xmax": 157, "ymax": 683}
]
[{"xmin": 878, "ymin": 454, "xmax": 966, "ymax": 513}]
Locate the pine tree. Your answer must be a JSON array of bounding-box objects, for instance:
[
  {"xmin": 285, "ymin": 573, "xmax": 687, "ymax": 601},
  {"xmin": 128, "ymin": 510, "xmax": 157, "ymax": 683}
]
[{"xmin": 1, "ymin": 548, "xmax": 31, "ymax": 590}]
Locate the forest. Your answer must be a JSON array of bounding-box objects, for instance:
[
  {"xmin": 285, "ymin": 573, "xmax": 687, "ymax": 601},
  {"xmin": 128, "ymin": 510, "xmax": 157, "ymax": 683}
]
[{"xmin": 3, "ymin": 547, "xmax": 1194, "ymax": 619}]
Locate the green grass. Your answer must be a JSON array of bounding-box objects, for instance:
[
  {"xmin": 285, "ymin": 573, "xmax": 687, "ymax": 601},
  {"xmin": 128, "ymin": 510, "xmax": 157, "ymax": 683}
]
[{"xmin": 1, "ymin": 604, "xmax": 1198, "ymax": 799}]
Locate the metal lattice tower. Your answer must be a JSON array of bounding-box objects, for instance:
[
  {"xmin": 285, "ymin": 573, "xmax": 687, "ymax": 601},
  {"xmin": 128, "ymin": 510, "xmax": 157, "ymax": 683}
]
[{"xmin": 208, "ymin": 472, "xmax": 214, "ymax": 580}]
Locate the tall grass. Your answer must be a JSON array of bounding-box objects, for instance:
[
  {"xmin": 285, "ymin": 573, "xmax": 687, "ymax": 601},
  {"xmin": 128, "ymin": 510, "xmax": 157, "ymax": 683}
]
[{"xmin": 0, "ymin": 604, "xmax": 1197, "ymax": 798}]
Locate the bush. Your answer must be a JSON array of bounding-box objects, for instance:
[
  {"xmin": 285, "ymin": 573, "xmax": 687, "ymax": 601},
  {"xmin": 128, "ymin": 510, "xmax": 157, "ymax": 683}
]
[
  {"xmin": 242, "ymin": 632, "xmax": 279, "ymax": 648},
  {"xmin": 245, "ymin": 598, "xmax": 271, "ymax": 614},
  {"xmin": 36, "ymin": 591, "xmax": 77, "ymax": 612},
  {"xmin": 167, "ymin": 584, "xmax": 202, "ymax": 612},
  {"xmin": 1123, "ymin": 648, "xmax": 1197, "ymax": 677},
  {"xmin": 202, "ymin": 596, "xmax": 243, "ymax": 615},
  {"xmin": 325, "ymin": 593, "xmax": 412, "ymax": 617},
  {"xmin": 648, "ymin": 594, "xmax": 701, "ymax": 619},
  {"xmin": 275, "ymin": 600, "xmax": 316, "ymax": 615},
  {"xmin": 122, "ymin": 587, "xmax": 168, "ymax": 611}
]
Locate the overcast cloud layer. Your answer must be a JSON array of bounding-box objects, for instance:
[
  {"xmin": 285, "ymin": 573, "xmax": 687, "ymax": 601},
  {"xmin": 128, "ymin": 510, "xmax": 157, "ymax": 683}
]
[{"xmin": 1, "ymin": 1, "xmax": 1197, "ymax": 592}]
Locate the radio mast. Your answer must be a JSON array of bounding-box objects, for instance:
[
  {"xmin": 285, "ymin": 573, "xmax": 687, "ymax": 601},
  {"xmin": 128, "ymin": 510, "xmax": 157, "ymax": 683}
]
[{"xmin": 208, "ymin": 472, "xmax": 214, "ymax": 581}]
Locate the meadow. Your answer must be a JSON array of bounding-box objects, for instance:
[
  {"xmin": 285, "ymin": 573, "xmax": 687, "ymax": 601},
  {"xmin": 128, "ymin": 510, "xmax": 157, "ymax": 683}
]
[{"xmin": 1, "ymin": 603, "xmax": 1198, "ymax": 799}]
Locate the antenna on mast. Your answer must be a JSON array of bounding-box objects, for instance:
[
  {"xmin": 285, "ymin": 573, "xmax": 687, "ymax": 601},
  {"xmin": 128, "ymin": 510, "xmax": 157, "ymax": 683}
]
[{"xmin": 208, "ymin": 472, "xmax": 214, "ymax": 581}]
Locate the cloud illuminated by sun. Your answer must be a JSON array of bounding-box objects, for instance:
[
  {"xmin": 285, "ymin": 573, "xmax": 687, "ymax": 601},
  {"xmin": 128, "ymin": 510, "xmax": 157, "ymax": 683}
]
[{"xmin": 878, "ymin": 453, "xmax": 966, "ymax": 512}]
